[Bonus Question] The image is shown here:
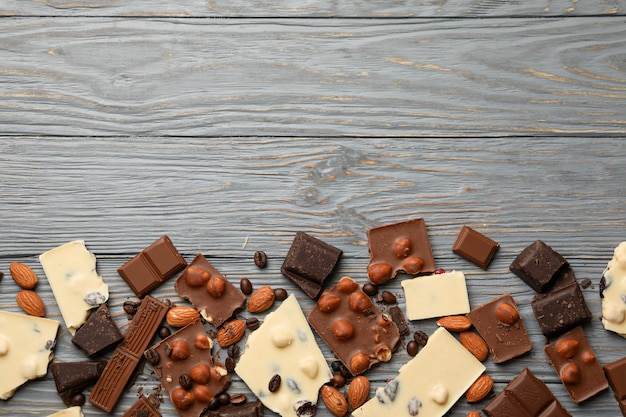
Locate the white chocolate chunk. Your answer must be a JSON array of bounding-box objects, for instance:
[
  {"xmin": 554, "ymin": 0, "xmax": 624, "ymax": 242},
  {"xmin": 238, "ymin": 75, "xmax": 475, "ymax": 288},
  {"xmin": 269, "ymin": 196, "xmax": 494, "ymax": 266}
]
[
  {"xmin": 237, "ymin": 294, "xmax": 331, "ymax": 417},
  {"xmin": 0, "ymin": 310, "xmax": 60, "ymax": 400},
  {"xmin": 352, "ymin": 327, "xmax": 485, "ymax": 417},
  {"xmin": 401, "ymin": 271, "xmax": 470, "ymax": 320},
  {"xmin": 601, "ymin": 242, "xmax": 626, "ymax": 336},
  {"xmin": 39, "ymin": 240, "xmax": 109, "ymax": 335},
  {"xmin": 48, "ymin": 406, "xmax": 84, "ymax": 417}
]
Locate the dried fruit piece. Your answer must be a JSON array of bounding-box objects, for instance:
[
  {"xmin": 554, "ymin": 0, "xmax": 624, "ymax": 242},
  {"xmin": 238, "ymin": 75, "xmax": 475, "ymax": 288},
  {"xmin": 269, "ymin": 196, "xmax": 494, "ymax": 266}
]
[
  {"xmin": 16, "ymin": 289, "xmax": 45, "ymax": 317},
  {"xmin": 247, "ymin": 285, "xmax": 275, "ymax": 313},
  {"xmin": 10, "ymin": 262, "xmax": 38, "ymax": 289},
  {"xmin": 466, "ymin": 374, "xmax": 493, "ymax": 403},
  {"xmin": 436, "ymin": 315, "xmax": 472, "ymax": 332},
  {"xmin": 321, "ymin": 385, "xmax": 348, "ymax": 417}
]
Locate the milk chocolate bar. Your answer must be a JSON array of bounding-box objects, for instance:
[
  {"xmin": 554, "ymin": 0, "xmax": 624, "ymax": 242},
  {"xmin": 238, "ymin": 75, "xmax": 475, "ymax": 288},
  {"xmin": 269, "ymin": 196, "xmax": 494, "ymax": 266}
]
[
  {"xmin": 118, "ymin": 235, "xmax": 187, "ymax": 297},
  {"xmin": 175, "ymin": 254, "xmax": 245, "ymax": 327},
  {"xmin": 452, "ymin": 226, "xmax": 499, "ymax": 269},
  {"xmin": 532, "ymin": 280, "xmax": 592, "ymax": 338},
  {"xmin": 366, "ymin": 218, "xmax": 436, "ymax": 284},
  {"xmin": 89, "ymin": 296, "xmax": 169, "ymax": 412},
  {"xmin": 603, "ymin": 356, "xmax": 626, "ymax": 416},
  {"xmin": 544, "ymin": 326, "xmax": 608, "ymax": 403},
  {"xmin": 509, "ymin": 240, "xmax": 568, "ymax": 293},
  {"xmin": 308, "ymin": 276, "xmax": 400, "ymax": 375}
]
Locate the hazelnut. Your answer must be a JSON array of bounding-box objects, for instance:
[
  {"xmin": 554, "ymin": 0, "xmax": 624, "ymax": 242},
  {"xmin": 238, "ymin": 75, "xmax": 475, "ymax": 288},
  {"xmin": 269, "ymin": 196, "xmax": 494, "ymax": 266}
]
[
  {"xmin": 206, "ymin": 276, "xmax": 226, "ymax": 298},
  {"xmin": 392, "ymin": 237, "xmax": 412, "ymax": 258},
  {"xmin": 560, "ymin": 363, "xmax": 581, "ymax": 384},
  {"xmin": 195, "ymin": 333, "xmax": 213, "ymax": 350},
  {"xmin": 350, "ymin": 353, "xmax": 370, "ymax": 375},
  {"xmin": 348, "ymin": 292, "xmax": 373, "ymax": 313},
  {"xmin": 185, "ymin": 267, "xmax": 210, "ymax": 287},
  {"xmin": 192, "ymin": 385, "xmax": 214, "ymax": 402},
  {"xmin": 495, "ymin": 302, "xmax": 519, "ymax": 325},
  {"xmin": 190, "ymin": 363, "xmax": 211, "ymax": 384},
  {"xmin": 337, "ymin": 277, "xmax": 359, "ymax": 293},
  {"xmin": 401, "ymin": 257, "xmax": 424, "ymax": 274},
  {"xmin": 555, "ymin": 339, "xmax": 579, "ymax": 359},
  {"xmin": 317, "ymin": 293, "xmax": 341, "ymax": 313},
  {"xmin": 581, "ymin": 350, "xmax": 596, "ymax": 364},
  {"xmin": 375, "ymin": 344, "xmax": 392, "ymax": 362},
  {"xmin": 171, "ymin": 388, "xmax": 194, "ymax": 410},
  {"xmin": 368, "ymin": 263, "xmax": 393, "ymax": 284},
  {"xmin": 332, "ymin": 319, "xmax": 355, "ymax": 341},
  {"xmin": 170, "ymin": 340, "xmax": 190, "ymax": 361},
  {"xmin": 377, "ymin": 314, "xmax": 393, "ymax": 327}
]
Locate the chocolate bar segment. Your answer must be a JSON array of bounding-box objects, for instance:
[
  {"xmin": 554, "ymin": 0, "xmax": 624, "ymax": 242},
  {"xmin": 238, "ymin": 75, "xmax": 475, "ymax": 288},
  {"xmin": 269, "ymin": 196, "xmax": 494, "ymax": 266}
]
[
  {"xmin": 281, "ymin": 231, "xmax": 342, "ymax": 298},
  {"xmin": 89, "ymin": 296, "xmax": 169, "ymax": 412},
  {"xmin": 509, "ymin": 240, "xmax": 569, "ymax": 293},
  {"xmin": 175, "ymin": 254, "xmax": 245, "ymax": 327},
  {"xmin": 122, "ymin": 395, "xmax": 161, "ymax": 417},
  {"xmin": 366, "ymin": 218, "xmax": 436, "ymax": 284},
  {"xmin": 452, "ymin": 226, "xmax": 499, "ymax": 269},
  {"xmin": 50, "ymin": 360, "xmax": 106, "ymax": 405},
  {"xmin": 483, "ymin": 368, "xmax": 572, "ymax": 417},
  {"xmin": 603, "ymin": 357, "xmax": 626, "ymax": 416},
  {"xmin": 118, "ymin": 235, "xmax": 187, "ymax": 297},
  {"xmin": 544, "ymin": 326, "xmax": 608, "ymax": 403},
  {"xmin": 531, "ymin": 279, "xmax": 592, "ymax": 338},
  {"xmin": 72, "ymin": 303, "xmax": 123, "ymax": 356}
]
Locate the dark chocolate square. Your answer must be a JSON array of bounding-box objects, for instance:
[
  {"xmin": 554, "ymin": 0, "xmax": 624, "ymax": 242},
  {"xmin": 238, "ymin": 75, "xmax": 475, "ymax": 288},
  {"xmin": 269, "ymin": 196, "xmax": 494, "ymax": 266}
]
[
  {"xmin": 281, "ymin": 231, "xmax": 342, "ymax": 298},
  {"xmin": 50, "ymin": 360, "xmax": 106, "ymax": 405},
  {"xmin": 72, "ymin": 303, "xmax": 123, "ymax": 356},
  {"xmin": 509, "ymin": 240, "xmax": 569, "ymax": 293},
  {"xmin": 531, "ymin": 279, "xmax": 592, "ymax": 338},
  {"xmin": 452, "ymin": 225, "xmax": 499, "ymax": 269}
]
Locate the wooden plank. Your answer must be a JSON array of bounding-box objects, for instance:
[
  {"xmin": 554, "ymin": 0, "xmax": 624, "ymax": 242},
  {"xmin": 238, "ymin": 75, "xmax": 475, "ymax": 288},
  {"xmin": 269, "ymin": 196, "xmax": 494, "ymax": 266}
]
[
  {"xmin": 1, "ymin": 18, "xmax": 626, "ymax": 137},
  {"xmin": 0, "ymin": 0, "xmax": 624, "ymax": 18},
  {"xmin": 0, "ymin": 136, "xmax": 625, "ymax": 416}
]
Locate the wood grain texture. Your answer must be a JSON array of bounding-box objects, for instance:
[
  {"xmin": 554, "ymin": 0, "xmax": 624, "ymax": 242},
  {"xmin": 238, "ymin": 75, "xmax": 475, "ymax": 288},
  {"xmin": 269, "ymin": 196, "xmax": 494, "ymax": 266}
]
[
  {"xmin": 0, "ymin": 137, "xmax": 625, "ymax": 416},
  {"xmin": 1, "ymin": 18, "xmax": 626, "ymax": 137}
]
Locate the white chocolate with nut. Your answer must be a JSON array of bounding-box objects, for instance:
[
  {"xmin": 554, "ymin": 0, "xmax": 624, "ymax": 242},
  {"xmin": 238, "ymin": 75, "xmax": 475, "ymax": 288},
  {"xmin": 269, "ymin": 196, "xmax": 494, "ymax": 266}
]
[
  {"xmin": 0, "ymin": 310, "xmax": 60, "ymax": 400},
  {"xmin": 601, "ymin": 241, "xmax": 626, "ymax": 336},
  {"xmin": 352, "ymin": 327, "xmax": 484, "ymax": 417},
  {"xmin": 48, "ymin": 406, "xmax": 84, "ymax": 417},
  {"xmin": 39, "ymin": 240, "xmax": 109, "ymax": 335},
  {"xmin": 401, "ymin": 270, "xmax": 470, "ymax": 320},
  {"xmin": 236, "ymin": 294, "xmax": 331, "ymax": 417}
]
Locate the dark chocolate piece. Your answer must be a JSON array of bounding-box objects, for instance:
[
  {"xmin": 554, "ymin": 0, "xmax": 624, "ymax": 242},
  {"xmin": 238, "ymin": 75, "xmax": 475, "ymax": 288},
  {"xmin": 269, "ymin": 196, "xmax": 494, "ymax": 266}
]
[
  {"xmin": 452, "ymin": 225, "xmax": 499, "ymax": 269},
  {"xmin": 175, "ymin": 254, "xmax": 245, "ymax": 328},
  {"xmin": 118, "ymin": 235, "xmax": 187, "ymax": 297},
  {"xmin": 467, "ymin": 293, "xmax": 532, "ymax": 363},
  {"xmin": 281, "ymin": 231, "xmax": 342, "ymax": 298},
  {"xmin": 366, "ymin": 218, "xmax": 436, "ymax": 284},
  {"xmin": 532, "ymin": 280, "xmax": 592, "ymax": 338},
  {"xmin": 50, "ymin": 360, "xmax": 106, "ymax": 405},
  {"xmin": 388, "ymin": 305, "xmax": 410, "ymax": 337},
  {"xmin": 603, "ymin": 356, "xmax": 626, "ymax": 416},
  {"xmin": 483, "ymin": 368, "xmax": 572, "ymax": 417},
  {"xmin": 307, "ymin": 276, "xmax": 400, "ymax": 375},
  {"xmin": 122, "ymin": 395, "xmax": 162, "ymax": 417},
  {"xmin": 509, "ymin": 240, "xmax": 569, "ymax": 293},
  {"xmin": 544, "ymin": 326, "xmax": 608, "ymax": 403},
  {"xmin": 72, "ymin": 303, "xmax": 123, "ymax": 356},
  {"xmin": 543, "ymin": 267, "xmax": 578, "ymax": 293},
  {"xmin": 203, "ymin": 400, "xmax": 264, "ymax": 417},
  {"xmin": 89, "ymin": 296, "xmax": 169, "ymax": 412},
  {"xmin": 147, "ymin": 320, "xmax": 231, "ymax": 417}
]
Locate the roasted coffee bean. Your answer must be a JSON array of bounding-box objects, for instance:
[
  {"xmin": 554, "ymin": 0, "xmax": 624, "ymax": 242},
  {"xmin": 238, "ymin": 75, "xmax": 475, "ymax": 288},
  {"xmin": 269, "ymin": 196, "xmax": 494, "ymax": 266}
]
[
  {"xmin": 414, "ymin": 330, "xmax": 429, "ymax": 347},
  {"xmin": 254, "ymin": 251, "xmax": 268, "ymax": 268},
  {"xmin": 362, "ymin": 283, "xmax": 378, "ymax": 296},
  {"xmin": 230, "ymin": 393, "xmax": 247, "ymax": 405},
  {"xmin": 179, "ymin": 373, "xmax": 193, "ymax": 390},
  {"xmin": 144, "ymin": 348, "xmax": 160, "ymax": 365},
  {"xmin": 274, "ymin": 288, "xmax": 288, "ymax": 301},
  {"xmin": 123, "ymin": 300, "xmax": 140, "ymax": 315},
  {"xmin": 407, "ymin": 340, "xmax": 419, "ymax": 357},
  {"xmin": 381, "ymin": 291, "xmax": 397, "ymax": 305},
  {"xmin": 206, "ymin": 397, "xmax": 220, "ymax": 411},
  {"xmin": 227, "ymin": 344, "xmax": 240, "ymax": 358},
  {"xmin": 225, "ymin": 357, "xmax": 236, "ymax": 374},
  {"xmin": 70, "ymin": 393, "xmax": 86, "ymax": 407},
  {"xmin": 246, "ymin": 317, "xmax": 260, "ymax": 331},
  {"xmin": 268, "ymin": 374, "xmax": 281, "ymax": 392},
  {"xmin": 217, "ymin": 393, "xmax": 231, "ymax": 405},
  {"xmin": 240, "ymin": 278, "xmax": 253, "ymax": 295},
  {"xmin": 158, "ymin": 326, "xmax": 171, "ymax": 339}
]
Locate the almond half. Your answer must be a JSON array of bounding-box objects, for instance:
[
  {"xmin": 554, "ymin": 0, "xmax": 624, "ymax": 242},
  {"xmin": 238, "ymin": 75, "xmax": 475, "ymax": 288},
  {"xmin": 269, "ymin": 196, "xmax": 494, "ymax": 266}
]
[
  {"xmin": 436, "ymin": 315, "xmax": 472, "ymax": 332},
  {"xmin": 16, "ymin": 289, "xmax": 45, "ymax": 317},
  {"xmin": 10, "ymin": 262, "xmax": 38, "ymax": 290},
  {"xmin": 460, "ymin": 331, "xmax": 489, "ymax": 362},
  {"xmin": 466, "ymin": 373, "xmax": 493, "ymax": 403}
]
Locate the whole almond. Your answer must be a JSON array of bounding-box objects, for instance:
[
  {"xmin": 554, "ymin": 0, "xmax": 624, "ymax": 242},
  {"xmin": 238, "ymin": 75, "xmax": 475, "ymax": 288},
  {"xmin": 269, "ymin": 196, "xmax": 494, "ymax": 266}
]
[
  {"xmin": 436, "ymin": 315, "xmax": 472, "ymax": 332},
  {"xmin": 460, "ymin": 331, "xmax": 489, "ymax": 362},
  {"xmin": 466, "ymin": 374, "xmax": 493, "ymax": 403},
  {"xmin": 166, "ymin": 306, "xmax": 200, "ymax": 327},
  {"xmin": 247, "ymin": 285, "xmax": 275, "ymax": 313},
  {"xmin": 348, "ymin": 375, "xmax": 369, "ymax": 409},
  {"xmin": 321, "ymin": 385, "xmax": 348, "ymax": 417},
  {"xmin": 10, "ymin": 262, "xmax": 38, "ymax": 290},
  {"xmin": 467, "ymin": 410, "xmax": 481, "ymax": 417},
  {"xmin": 217, "ymin": 319, "xmax": 246, "ymax": 348},
  {"xmin": 16, "ymin": 289, "xmax": 45, "ymax": 317}
]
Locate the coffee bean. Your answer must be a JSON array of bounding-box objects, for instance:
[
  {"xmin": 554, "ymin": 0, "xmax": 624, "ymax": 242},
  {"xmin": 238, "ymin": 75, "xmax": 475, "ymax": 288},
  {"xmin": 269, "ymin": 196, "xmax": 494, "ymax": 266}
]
[
  {"xmin": 268, "ymin": 374, "xmax": 281, "ymax": 392},
  {"xmin": 407, "ymin": 340, "xmax": 419, "ymax": 357},
  {"xmin": 240, "ymin": 278, "xmax": 253, "ymax": 295},
  {"xmin": 158, "ymin": 326, "xmax": 171, "ymax": 339},
  {"xmin": 228, "ymin": 344, "xmax": 240, "ymax": 358},
  {"xmin": 217, "ymin": 393, "xmax": 231, "ymax": 405},
  {"xmin": 225, "ymin": 357, "xmax": 236, "ymax": 374},
  {"xmin": 381, "ymin": 291, "xmax": 397, "ymax": 305},
  {"xmin": 254, "ymin": 251, "xmax": 268, "ymax": 268},
  {"xmin": 274, "ymin": 288, "xmax": 288, "ymax": 301},
  {"xmin": 246, "ymin": 317, "xmax": 260, "ymax": 331},
  {"xmin": 123, "ymin": 300, "xmax": 140, "ymax": 315},
  {"xmin": 179, "ymin": 373, "xmax": 192, "ymax": 390},
  {"xmin": 70, "ymin": 393, "xmax": 85, "ymax": 406},
  {"xmin": 206, "ymin": 397, "xmax": 220, "ymax": 411},
  {"xmin": 230, "ymin": 393, "xmax": 247, "ymax": 405},
  {"xmin": 413, "ymin": 330, "xmax": 429, "ymax": 347},
  {"xmin": 144, "ymin": 348, "xmax": 160, "ymax": 365},
  {"xmin": 362, "ymin": 283, "xmax": 378, "ymax": 296}
]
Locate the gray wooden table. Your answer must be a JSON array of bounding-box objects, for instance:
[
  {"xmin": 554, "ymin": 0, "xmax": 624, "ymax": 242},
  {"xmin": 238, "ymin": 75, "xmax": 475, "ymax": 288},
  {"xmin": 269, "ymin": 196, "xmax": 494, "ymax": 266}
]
[{"xmin": 1, "ymin": 1, "xmax": 626, "ymax": 416}]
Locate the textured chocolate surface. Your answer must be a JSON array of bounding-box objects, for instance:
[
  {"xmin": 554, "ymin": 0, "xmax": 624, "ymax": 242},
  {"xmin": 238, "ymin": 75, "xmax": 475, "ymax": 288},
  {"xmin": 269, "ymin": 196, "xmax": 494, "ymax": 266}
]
[
  {"xmin": 118, "ymin": 235, "xmax": 187, "ymax": 297},
  {"xmin": 281, "ymin": 231, "xmax": 342, "ymax": 298},
  {"xmin": 509, "ymin": 240, "xmax": 569, "ymax": 293},
  {"xmin": 467, "ymin": 293, "xmax": 532, "ymax": 363},
  {"xmin": 50, "ymin": 360, "xmax": 106, "ymax": 405},
  {"xmin": 603, "ymin": 357, "xmax": 626, "ymax": 416},
  {"xmin": 203, "ymin": 400, "xmax": 264, "ymax": 417},
  {"xmin": 483, "ymin": 368, "xmax": 572, "ymax": 417},
  {"xmin": 532, "ymin": 280, "xmax": 592, "ymax": 338},
  {"xmin": 366, "ymin": 218, "xmax": 436, "ymax": 284},
  {"xmin": 122, "ymin": 395, "xmax": 162, "ymax": 417},
  {"xmin": 452, "ymin": 225, "xmax": 499, "ymax": 269},
  {"xmin": 175, "ymin": 253, "xmax": 245, "ymax": 327},
  {"xmin": 72, "ymin": 303, "xmax": 123, "ymax": 356},
  {"xmin": 544, "ymin": 326, "xmax": 608, "ymax": 404}
]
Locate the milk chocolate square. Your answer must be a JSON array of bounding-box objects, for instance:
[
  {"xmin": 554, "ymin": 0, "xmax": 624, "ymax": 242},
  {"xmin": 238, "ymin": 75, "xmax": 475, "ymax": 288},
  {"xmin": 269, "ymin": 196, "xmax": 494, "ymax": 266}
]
[
  {"xmin": 509, "ymin": 240, "xmax": 568, "ymax": 293},
  {"xmin": 452, "ymin": 226, "xmax": 499, "ymax": 269}
]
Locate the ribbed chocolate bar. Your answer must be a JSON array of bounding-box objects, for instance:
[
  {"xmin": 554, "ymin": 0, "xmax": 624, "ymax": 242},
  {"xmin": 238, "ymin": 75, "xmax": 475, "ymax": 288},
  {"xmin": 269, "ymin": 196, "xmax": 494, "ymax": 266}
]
[
  {"xmin": 89, "ymin": 296, "xmax": 168, "ymax": 412},
  {"xmin": 122, "ymin": 394, "xmax": 161, "ymax": 417}
]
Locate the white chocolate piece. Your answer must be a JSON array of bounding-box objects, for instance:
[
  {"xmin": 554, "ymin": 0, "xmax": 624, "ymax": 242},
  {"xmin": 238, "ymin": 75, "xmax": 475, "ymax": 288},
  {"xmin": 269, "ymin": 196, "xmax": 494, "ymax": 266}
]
[
  {"xmin": 236, "ymin": 294, "xmax": 331, "ymax": 417},
  {"xmin": 39, "ymin": 240, "xmax": 109, "ymax": 335},
  {"xmin": 401, "ymin": 271, "xmax": 470, "ymax": 320},
  {"xmin": 601, "ymin": 242, "xmax": 626, "ymax": 336},
  {"xmin": 48, "ymin": 406, "xmax": 84, "ymax": 417},
  {"xmin": 352, "ymin": 327, "xmax": 485, "ymax": 417},
  {"xmin": 0, "ymin": 310, "xmax": 60, "ymax": 400}
]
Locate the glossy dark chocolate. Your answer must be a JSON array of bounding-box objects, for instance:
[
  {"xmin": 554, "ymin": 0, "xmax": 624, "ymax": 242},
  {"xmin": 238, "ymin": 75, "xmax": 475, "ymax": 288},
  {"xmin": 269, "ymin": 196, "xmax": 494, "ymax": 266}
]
[
  {"xmin": 389, "ymin": 305, "xmax": 410, "ymax": 337},
  {"xmin": 603, "ymin": 356, "xmax": 626, "ymax": 416},
  {"xmin": 509, "ymin": 240, "xmax": 569, "ymax": 293},
  {"xmin": 452, "ymin": 225, "xmax": 499, "ymax": 269},
  {"xmin": 532, "ymin": 279, "xmax": 592, "ymax": 338},
  {"xmin": 281, "ymin": 231, "xmax": 342, "ymax": 298},
  {"xmin": 72, "ymin": 303, "xmax": 123, "ymax": 356},
  {"xmin": 118, "ymin": 235, "xmax": 187, "ymax": 297},
  {"xmin": 50, "ymin": 360, "xmax": 106, "ymax": 405}
]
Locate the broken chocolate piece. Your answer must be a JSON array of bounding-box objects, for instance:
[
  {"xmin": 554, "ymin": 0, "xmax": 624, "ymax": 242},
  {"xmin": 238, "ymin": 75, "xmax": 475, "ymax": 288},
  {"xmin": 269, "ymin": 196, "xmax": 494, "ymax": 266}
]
[
  {"xmin": 389, "ymin": 306, "xmax": 409, "ymax": 337},
  {"xmin": 72, "ymin": 303, "xmax": 123, "ymax": 356},
  {"xmin": 202, "ymin": 400, "xmax": 264, "ymax": 417},
  {"xmin": 50, "ymin": 360, "xmax": 106, "ymax": 405},
  {"xmin": 122, "ymin": 395, "xmax": 161, "ymax": 417},
  {"xmin": 509, "ymin": 240, "xmax": 569, "ymax": 293},
  {"xmin": 603, "ymin": 357, "xmax": 626, "ymax": 416},
  {"xmin": 452, "ymin": 225, "xmax": 499, "ymax": 269},
  {"xmin": 532, "ymin": 280, "xmax": 592, "ymax": 338}
]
